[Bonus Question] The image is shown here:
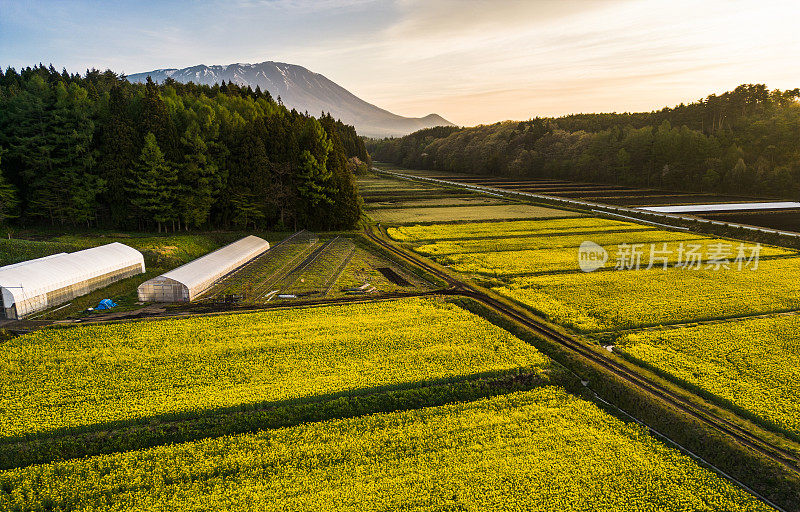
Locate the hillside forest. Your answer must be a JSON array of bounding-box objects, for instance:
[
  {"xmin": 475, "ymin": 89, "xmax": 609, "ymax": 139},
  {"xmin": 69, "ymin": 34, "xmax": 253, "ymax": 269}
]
[
  {"xmin": 0, "ymin": 65, "xmax": 371, "ymax": 232},
  {"xmin": 368, "ymin": 84, "xmax": 800, "ymax": 199}
]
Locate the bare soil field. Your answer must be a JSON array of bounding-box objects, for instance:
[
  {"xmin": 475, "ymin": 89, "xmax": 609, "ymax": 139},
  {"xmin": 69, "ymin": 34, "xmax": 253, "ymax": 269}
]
[{"xmin": 700, "ymin": 210, "xmax": 800, "ymax": 232}]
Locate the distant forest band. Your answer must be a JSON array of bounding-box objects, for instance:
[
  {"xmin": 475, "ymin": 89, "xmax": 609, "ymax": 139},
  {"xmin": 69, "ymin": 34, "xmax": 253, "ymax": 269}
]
[{"xmin": 368, "ymin": 85, "xmax": 800, "ymax": 201}]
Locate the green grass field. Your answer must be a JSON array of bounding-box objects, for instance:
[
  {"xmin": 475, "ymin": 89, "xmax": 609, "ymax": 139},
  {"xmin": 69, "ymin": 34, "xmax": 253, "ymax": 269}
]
[
  {"xmin": 0, "ymin": 388, "xmax": 770, "ymax": 511},
  {"xmin": 0, "ymin": 238, "xmax": 80, "ymax": 266}
]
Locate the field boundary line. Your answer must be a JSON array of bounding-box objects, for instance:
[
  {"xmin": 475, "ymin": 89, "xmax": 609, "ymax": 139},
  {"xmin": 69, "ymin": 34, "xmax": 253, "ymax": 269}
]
[
  {"xmin": 322, "ymin": 245, "xmax": 357, "ymax": 296},
  {"xmin": 595, "ymin": 309, "xmax": 800, "ymax": 337}
]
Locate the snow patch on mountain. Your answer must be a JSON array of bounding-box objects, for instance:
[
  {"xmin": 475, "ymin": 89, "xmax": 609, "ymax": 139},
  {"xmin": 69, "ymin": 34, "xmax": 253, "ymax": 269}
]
[{"xmin": 127, "ymin": 60, "xmax": 454, "ymax": 138}]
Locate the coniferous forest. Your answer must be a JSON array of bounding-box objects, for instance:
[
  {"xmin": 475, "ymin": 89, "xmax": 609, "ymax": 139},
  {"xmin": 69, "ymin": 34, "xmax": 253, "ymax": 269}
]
[
  {"xmin": 0, "ymin": 65, "xmax": 371, "ymax": 231},
  {"xmin": 368, "ymin": 84, "xmax": 800, "ymax": 199}
]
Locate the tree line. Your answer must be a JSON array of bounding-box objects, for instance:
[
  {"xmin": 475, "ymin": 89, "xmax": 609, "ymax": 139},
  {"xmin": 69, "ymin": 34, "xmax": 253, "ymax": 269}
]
[
  {"xmin": 0, "ymin": 64, "xmax": 372, "ymax": 232},
  {"xmin": 368, "ymin": 84, "xmax": 800, "ymax": 198}
]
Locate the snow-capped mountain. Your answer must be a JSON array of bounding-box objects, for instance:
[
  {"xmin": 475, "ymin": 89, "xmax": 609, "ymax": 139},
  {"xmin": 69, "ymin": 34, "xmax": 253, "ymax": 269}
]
[{"xmin": 127, "ymin": 61, "xmax": 454, "ymax": 138}]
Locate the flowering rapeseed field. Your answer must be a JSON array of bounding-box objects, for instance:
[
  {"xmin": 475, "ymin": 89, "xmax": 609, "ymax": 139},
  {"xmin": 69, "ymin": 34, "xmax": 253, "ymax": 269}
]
[
  {"xmin": 0, "ymin": 298, "xmax": 549, "ymax": 439},
  {"xmin": 618, "ymin": 315, "xmax": 800, "ymax": 436},
  {"xmin": 388, "ymin": 217, "xmax": 648, "ymax": 242},
  {"xmin": 413, "ymin": 229, "xmax": 697, "ymax": 257},
  {"xmin": 436, "ymin": 238, "xmax": 788, "ymax": 275},
  {"xmin": 495, "ymin": 258, "xmax": 800, "ymax": 331},
  {"xmin": 0, "ymin": 388, "xmax": 770, "ymax": 511}
]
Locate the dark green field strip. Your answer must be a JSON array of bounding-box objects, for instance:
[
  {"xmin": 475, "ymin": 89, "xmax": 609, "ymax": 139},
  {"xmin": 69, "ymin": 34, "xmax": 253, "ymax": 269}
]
[
  {"xmin": 365, "ymin": 198, "xmax": 512, "ymax": 210},
  {"xmin": 361, "ymin": 190, "xmax": 479, "ymax": 200},
  {"xmin": 284, "ymin": 238, "xmax": 358, "ymax": 296}
]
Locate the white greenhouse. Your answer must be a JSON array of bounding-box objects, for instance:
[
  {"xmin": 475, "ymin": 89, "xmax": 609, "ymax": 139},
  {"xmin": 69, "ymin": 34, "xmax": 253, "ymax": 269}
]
[
  {"xmin": 0, "ymin": 243, "xmax": 146, "ymax": 319},
  {"xmin": 137, "ymin": 235, "xmax": 269, "ymax": 302}
]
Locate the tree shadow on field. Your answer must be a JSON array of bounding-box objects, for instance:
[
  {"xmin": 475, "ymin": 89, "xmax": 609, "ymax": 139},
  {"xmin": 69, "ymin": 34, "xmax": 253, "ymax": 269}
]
[{"xmin": 0, "ymin": 367, "xmax": 569, "ymax": 471}]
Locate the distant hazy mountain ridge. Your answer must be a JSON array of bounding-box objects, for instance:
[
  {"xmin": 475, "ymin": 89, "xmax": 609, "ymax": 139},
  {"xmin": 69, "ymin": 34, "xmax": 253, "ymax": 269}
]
[{"xmin": 128, "ymin": 61, "xmax": 454, "ymax": 138}]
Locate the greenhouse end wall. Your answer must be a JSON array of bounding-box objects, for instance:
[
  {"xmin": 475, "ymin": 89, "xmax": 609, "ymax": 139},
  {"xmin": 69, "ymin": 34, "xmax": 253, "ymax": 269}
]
[{"xmin": 137, "ymin": 277, "xmax": 189, "ymax": 302}]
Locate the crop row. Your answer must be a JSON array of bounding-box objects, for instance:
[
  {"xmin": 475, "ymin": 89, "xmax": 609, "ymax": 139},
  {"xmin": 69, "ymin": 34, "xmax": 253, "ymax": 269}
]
[
  {"xmin": 494, "ymin": 258, "xmax": 800, "ymax": 331},
  {"xmin": 0, "ymin": 298, "xmax": 549, "ymax": 439},
  {"xmin": 284, "ymin": 237, "xmax": 357, "ymax": 295},
  {"xmin": 0, "ymin": 388, "xmax": 769, "ymax": 511},
  {"xmin": 370, "ymin": 204, "xmax": 580, "ymax": 224},
  {"xmin": 366, "ymin": 196, "xmax": 506, "ymax": 209},
  {"xmin": 616, "ymin": 314, "xmax": 800, "ymax": 436},
  {"xmin": 204, "ymin": 233, "xmax": 319, "ymax": 300},
  {"xmin": 415, "ymin": 229, "xmax": 702, "ymax": 257},
  {"xmin": 388, "ymin": 217, "xmax": 648, "ymax": 242}
]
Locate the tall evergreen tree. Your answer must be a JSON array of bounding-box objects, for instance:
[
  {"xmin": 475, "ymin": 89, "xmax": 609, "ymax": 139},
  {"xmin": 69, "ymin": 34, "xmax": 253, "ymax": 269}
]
[
  {"xmin": 178, "ymin": 123, "xmax": 219, "ymax": 228},
  {"xmin": 0, "ymin": 154, "xmax": 19, "ymax": 225},
  {"xmin": 98, "ymin": 85, "xmax": 138, "ymax": 226},
  {"xmin": 295, "ymin": 119, "xmax": 336, "ymax": 227},
  {"xmin": 126, "ymin": 132, "xmax": 177, "ymax": 232}
]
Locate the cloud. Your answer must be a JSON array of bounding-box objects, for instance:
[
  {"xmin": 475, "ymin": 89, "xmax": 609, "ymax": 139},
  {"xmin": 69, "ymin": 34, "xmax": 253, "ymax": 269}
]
[
  {"xmin": 4, "ymin": 0, "xmax": 800, "ymax": 126},
  {"xmin": 389, "ymin": 0, "xmax": 626, "ymax": 38},
  {"xmin": 228, "ymin": 0, "xmax": 380, "ymax": 13}
]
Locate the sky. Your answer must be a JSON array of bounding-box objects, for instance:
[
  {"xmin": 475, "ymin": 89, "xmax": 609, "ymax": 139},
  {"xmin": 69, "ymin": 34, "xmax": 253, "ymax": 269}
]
[{"xmin": 2, "ymin": 0, "xmax": 799, "ymax": 126}]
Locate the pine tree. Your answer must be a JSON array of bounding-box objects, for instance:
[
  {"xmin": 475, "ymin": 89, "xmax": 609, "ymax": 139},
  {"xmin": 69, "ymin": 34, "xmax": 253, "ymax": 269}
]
[
  {"xmin": 126, "ymin": 133, "xmax": 176, "ymax": 232},
  {"xmin": 99, "ymin": 86, "xmax": 138, "ymax": 226},
  {"xmin": 0, "ymin": 154, "xmax": 19, "ymax": 225},
  {"xmin": 48, "ymin": 81, "xmax": 102, "ymax": 225},
  {"xmin": 178, "ymin": 123, "xmax": 219, "ymax": 228},
  {"xmin": 295, "ymin": 119, "xmax": 336, "ymax": 227},
  {"xmin": 139, "ymin": 77, "xmax": 178, "ymax": 159}
]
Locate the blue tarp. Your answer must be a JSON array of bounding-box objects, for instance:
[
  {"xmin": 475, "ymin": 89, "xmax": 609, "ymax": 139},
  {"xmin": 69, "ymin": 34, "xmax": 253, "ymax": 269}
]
[{"xmin": 96, "ymin": 299, "xmax": 117, "ymax": 310}]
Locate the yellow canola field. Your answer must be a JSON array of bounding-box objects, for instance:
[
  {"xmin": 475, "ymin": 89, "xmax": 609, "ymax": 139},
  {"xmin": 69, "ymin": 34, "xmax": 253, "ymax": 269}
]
[
  {"xmin": 414, "ymin": 229, "xmax": 698, "ymax": 257},
  {"xmin": 0, "ymin": 388, "xmax": 770, "ymax": 512},
  {"xmin": 0, "ymin": 298, "xmax": 549, "ymax": 439},
  {"xmin": 495, "ymin": 258, "xmax": 800, "ymax": 331},
  {"xmin": 618, "ymin": 314, "xmax": 800, "ymax": 436},
  {"xmin": 438, "ymin": 238, "xmax": 788, "ymax": 275},
  {"xmin": 388, "ymin": 217, "xmax": 647, "ymax": 242}
]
